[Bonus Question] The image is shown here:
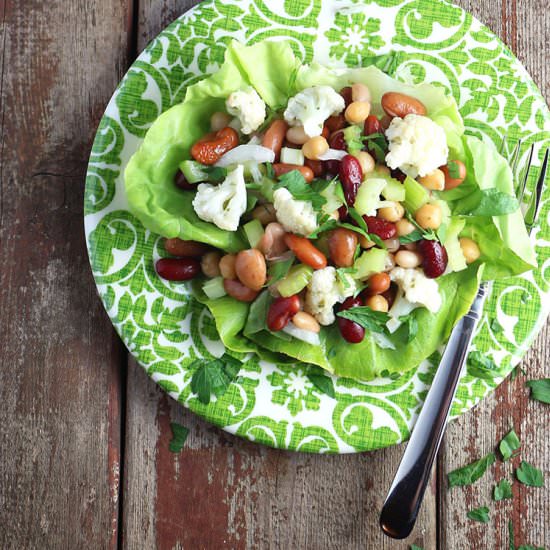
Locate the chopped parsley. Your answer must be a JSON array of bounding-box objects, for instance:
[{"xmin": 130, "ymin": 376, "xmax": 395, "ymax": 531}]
[
  {"xmin": 336, "ymin": 307, "xmax": 389, "ymax": 334},
  {"xmin": 493, "ymin": 479, "xmax": 513, "ymax": 501},
  {"xmin": 267, "ymin": 254, "xmax": 295, "ymax": 285},
  {"xmin": 190, "ymin": 355, "xmax": 242, "ymax": 405},
  {"xmin": 307, "ymin": 366, "xmax": 336, "ymax": 398},
  {"xmin": 169, "ymin": 422, "xmax": 189, "ymax": 453},
  {"xmin": 467, "ymin": 506, "xmax": 490, "ymax": 523},
  {"xmin": 515, "ymin": 461, "xmax": 544, "ymax": 487},
  {"xmin": 499, "ymin": 429, "xmax": 521, "ymax": 461},
  {"xmin": 274, "ymin": 170, "xmax": 326, "ymax": 210},
  {"xmin": 447, "ymin": 452, "xmax": 496, "ymax": 488},
  {"xmin": 399, "ymin": 314, "xmax": 418, "ymax": 344},
  {"xmin": 526, "ymin": 378, "xmax": 550, "ymax": 404}
]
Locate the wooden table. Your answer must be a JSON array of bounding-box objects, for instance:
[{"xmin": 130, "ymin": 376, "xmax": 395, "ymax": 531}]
[{"xmin": 0, "ymin": 1, "xmax": 548, "ymax": 548}]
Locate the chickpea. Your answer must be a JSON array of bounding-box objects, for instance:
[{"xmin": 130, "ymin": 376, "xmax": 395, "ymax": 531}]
[
  {"xmin": 302, "ymin": 136, "xmax": 329, "ymax": 160},
  {"xmin": 219, "ymin": 254, "xmax": 237, "ymax": 279},
  {"xmin": 345, "ymin": 101, "xmax": 371, "ymax": 124},
  {"xmin": 201, "ymin": 251, "xmax": 222, "ymax": 278},
  {"xmin": 383, "ymin": 238, "xmax": 401, "ymax": 253},
  {"xmin": 395, "ymin": 250, "xmax": 422, "ymax": 268},
  {"xmin": 383, "ymin": 253, "xmax": 396, "ymax": 272},
  {"xmin": 459, "ymin": 237, "xmax": 481, "ymax": 264},
  {"xmin": 418, "ymin": 168, "xmax": 445, "ymax": 191},
  {"xmin": 351, "ymin": 83, "xmax": 371, "ymax": 103},
  {"xmin": 396, "ymin": 218, "xmax": 416, "ymax": 237},
  {"xmin": 415, "ymin": 203, "xmax": 442, "ymax": 230},
  {"xmin": 366, "ymin": 294, "xmax": 389, "ymax": 312},
  {"xmin": 367, "ymin": 272, "xmax": 391, "ymax": 295},
  {"xmin": 252, "ymin": 203, "xmax": 277, "ymax": 225},
  {"xmin": 378, "ymin": 202, "xmax": 405, "ymax": 223},
  {"xmin": 292, "ymin": 311, "xmax": 321, "ymax": 333},
  {"xmin": 210, "ymin": 111, "xmax": 232, "ymax": 132},
  {"xmin": 354, "ymin": 151, "xmax": 375, "ymax": 175},
  {"xmin": 286, "ymin": 125, "xmax": 309, "ymax": 145},
  {"xmin": 359, "ymin": 234, "xmax": 376, "ymax": 249},
  {"xmin": 235, "ymin": 249, "xmax": 267, "ymax": 291},
  {"xmin": 374, "ymin": 164, "xmax": 390, "ymax": 176}
]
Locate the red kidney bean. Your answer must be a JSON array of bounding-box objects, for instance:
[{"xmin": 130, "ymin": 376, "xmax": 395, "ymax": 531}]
[
  {"xmin": 324, "ymin": 159, "xmax": 341, "ymax": 176},
  {"xmin": 390, "ymin": 168, "xmax": 407, "ymax": 183},
  {"xmin": 174, "ymin": 170, "xmax": 195, "ymax": 190},
  {"xmin": 417, "ymin": 239, "xmax": 448, "ymax": 278},
  {"xmin": 267, "ymin": 295, "xmax": 301, "ymax": 332},
  {"xmin": 363, "ymin": 216, "xmax": 397, "ymax": 240},
  {"xmin": 339, "ymin": 155, "xmax": 363, "ymax": 206},
  {"xmin": 337, "ymin": 296, "xmax": 365, "ymax": 344},
  {"xmin": 329, "ymin": 130, "xmax": 346, "ymax": 151},
  {"xmin": 164, "ymin": 238, "xmax": 210, "ymax": 257},
  {"xmin": 338, "ymin": 205, "xmax": 348, "ymax": 221},
  {"xmin": 381, "ymin": 283, "xmax": 398, "ymax": 309},
  {"xmin": 364, "ymin": 115, "xmax": 382, "ymax": 136},
  {"xmin": 325, "ymin": 114, "xmax": 346, "ymax": 133},
  {"xmin": 155, "ymin": 257, "xmax": 200, "ymax": 281},
  {"xmin": 339, "ymin": 86, "xmax": 353, "ymax": 107},
  {"xmin": 304, "ymin": 158, "xmax": 325, "ymax": 178}
]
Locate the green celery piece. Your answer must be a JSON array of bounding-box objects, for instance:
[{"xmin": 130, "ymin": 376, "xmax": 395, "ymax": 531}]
[
  {"xmin": 354, "ymin": 178, "xmax": 387, "ymax": 216},
  {"xmin": 404, "ymin": 176, "xmax": 429, "ymax": 212},
  {"xmin": 443, "ymin": 217, "xmax": 467, "ymax": 272},
  {"xmin": 353, "ymin": 247, "xmax": 388, "ymax": 280},
  {"xmin": 202, "ymin": 277, "xmax": 227, "ymax": 300},
  {"xmin": 243, "ymin": 219, "xmax": 264, "ymax": 248},
  {"xmin": 380, "ymin": 177, "xmax": 406, "ymax": 201},
  {"xmin": 277, "ymin": 264, "xmax": 313, "ymax": 297}
]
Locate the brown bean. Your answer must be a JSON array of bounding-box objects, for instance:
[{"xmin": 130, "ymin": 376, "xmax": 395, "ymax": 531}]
[
  {"xmin": 191, "ymin": 127, "xmax": 239, "ymax": 165},
  {"xmin": 273, "ymin": 163, "xmax": 314, "ymax": 183},
  {"xmin": 235, "ymin": 249, "xmax": 267, "ymax": 291},
  {"xmin": 284, "ymin": 233, "xmax": 327, "ymax": 270},
  {"xmin": 223, "ymin": 279, "xmax": 259, "ymax": 302},
  {"xmin": 292, "ymin": 311, "xmax": 321, "ymax": 333},
  {"xmin": 258, "ymin": 222, "xmax": 287, "ymax": 259},
  {"xmin": 164, "ymin": 238, "xmax": 210, "ymax": 257},
  {"xmin": 441, "ymin": 160, "xmax": 467, "ymax": 190},
  {"xmin": 328, "ymin": 228, "xmax": 358, "ymax": 267},
  {"xmin": 252, "ymin": 203, "xmax": 277, "ymax": 225},
  {"xmin": 325, "ymin": 114, "xmax": 346, "ymax": 133},
  {"xmin": 381, "ymin": 92, "xmax": 427, "ymax": 118},
  {"xmin": 219, "ymin": 254, "xmax": 237, "ymax": 279},
  {"xmin": 201, "ymin": 251, "xmax": 221, "ymax": 278},
  {"xmin": 366, "ymin": 272, "xmax": 391, "ymax": 296},
  {"xmin": 262, "ymin": 119, "xmax": 288, "ymax": 162},
  {"xmin": 304, "ymin": 158, "xmax": 325, "ymax": 178}
]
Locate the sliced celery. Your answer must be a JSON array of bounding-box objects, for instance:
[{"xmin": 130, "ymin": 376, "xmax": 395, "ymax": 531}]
[
  {"xmin": 243, "ymin": 219, "xmax": 264, "ymax": 248},
  {"xmin": 202, "ymin": 277, "xmax": 227, "ymax": 300},
  {"xmin": 320, "ymin": 180, "xmax": 344, "ymax": 215},
  {"xmin": 404, "ymin": 176, "xmax": 429, "ymax": 212},
  {"xmin": 277, "ymin": 264, "xmax": 313, "ymax": 297},
  {"xmin": 343, "ymin": 125, "xmax": 363, "ymax": 153},
  {"xmin": 352, "ymin": 248, "xmax": 388, "ymax": 280},
  {"xmin": 280, "ymin": 147, "xmax": 305, "ymax": 166},
  {"xmin": 178, "ymin": 160, "xmax": 225, "ymax": 184},
  {"xmin": 443, "ymin": 217, "xmax": 467, "ymax": 272},
  {"xmin": 380, "ymin": 177, "xmax": 406, "ymax": 201},
  {"xmin": 354, "ymin": 178, "xmax": 387, "ymax": 216}
]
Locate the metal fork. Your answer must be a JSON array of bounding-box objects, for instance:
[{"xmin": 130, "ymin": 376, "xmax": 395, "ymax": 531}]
[{"xmin": 379, "ymin": 142, "xmax": 549, "ymax": 540}]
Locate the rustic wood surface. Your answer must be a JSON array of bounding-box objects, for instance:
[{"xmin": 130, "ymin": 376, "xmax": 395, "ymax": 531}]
[{"xmin": 0, "ymin": 0, "xmax": 547, "ymax": 549}]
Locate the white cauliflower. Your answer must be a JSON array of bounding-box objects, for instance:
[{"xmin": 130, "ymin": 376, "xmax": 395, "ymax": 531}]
[
  {"xmin": 389, "ymin": 267, "xmax": 442, "ymax": 313},
  {"xmin": 284, "ymin": 86, "xmax": 345, "ymax": 138},
  {"xmin": 385, "ymin": 114, "xmax": 448, "ymax": 178},
  {"xmin": 192, "ymin": 164, "xmax": 247, "ymax": 231},
  {"xmin": 305, "ymin": 267, "xmax": 356, "ymax": 326},
  {"xmin": 273, "ymin": 188, "xmax": 318, "ymax": 236},
  {"xmin": 226, "ymin": 87, "xmax": 266, "ymax": 134}
]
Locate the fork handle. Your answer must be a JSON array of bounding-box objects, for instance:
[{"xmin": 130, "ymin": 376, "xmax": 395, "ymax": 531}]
[{"xmin": 379, "ymin": 285, "xmax": 487, "ymax": 539}]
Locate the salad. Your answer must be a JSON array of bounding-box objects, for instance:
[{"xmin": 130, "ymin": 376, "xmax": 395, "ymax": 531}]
[{"xmin": 125, "ymin": 41, "xmax": 535, "ymax": 381}]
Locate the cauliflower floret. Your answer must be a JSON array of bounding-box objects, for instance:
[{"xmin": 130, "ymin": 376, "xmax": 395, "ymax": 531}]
[
  {"xmin": 305, "ymin": 267, "xmax": 356, "ymax": 326},
  {"xmin": 389, "ymin": 266, "xmax": 442, "ymax": 313},
  {"xmin": 385, "ymin": 114, "xmax": 448, "ymax": 178},
  {"xmin": 192, "ymin": 164, "xmax": 246, "ymax": 231},
  {"xmin": 273, "ymin": 188, "xmax": 318, "ymax": 236},
  {"xmin": 284, "ymin": 86, "xmax": 345, "ymax": 138},
  {"xmin": 226, "ymin": 87, "xmax": 266, "ymax": 135}
]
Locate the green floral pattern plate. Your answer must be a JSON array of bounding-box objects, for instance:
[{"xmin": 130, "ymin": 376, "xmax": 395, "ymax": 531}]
[{"xmin": 85, "ymin": 0, "xmax": 549, "ymax": 453}]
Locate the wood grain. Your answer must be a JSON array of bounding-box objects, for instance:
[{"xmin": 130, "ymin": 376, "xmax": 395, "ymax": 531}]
[{"xmin": 0, "ymin": 0, "xmax": 132, "ymax": 548}]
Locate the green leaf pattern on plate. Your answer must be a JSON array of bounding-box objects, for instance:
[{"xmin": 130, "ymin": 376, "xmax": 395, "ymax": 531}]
[{"xmin": 84, "ymin": 0, "xmax": 550, "ymax": 453}]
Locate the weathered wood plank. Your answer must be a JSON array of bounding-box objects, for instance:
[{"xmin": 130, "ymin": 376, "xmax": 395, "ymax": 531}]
[
  {"xmin": 0, "ymin": 1, "xmax": 132, "ymax": 548},
  {"xmin": 438, "ymin": 1, "xmax": 549, "ymax": 549}
]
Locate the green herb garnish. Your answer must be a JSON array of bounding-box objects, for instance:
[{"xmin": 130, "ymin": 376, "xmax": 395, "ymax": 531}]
[
  {"xmin": 337, "ymin": 306, "xmax": 389, "ymax": 334},
  {"xmin": 265, "ymin": 162, "xmax": 275, "ymax": 179},
  {"xmin": 203, "ymin": 165, "xmax": 227, "ymax": 180},
  {"xmin": 493, "ymin": 479, "xmax": 513, "ymax": 501},
  {"xmin": 307, "ymin": 366, "xmax": 336, "ymax": 398},
  {"xmin": 526, "ymin": 378, "xmax": 550, "ymax": 404},
  {"xmin": 447, "ymin": 452, "xmax": 496, "ymax": 487},
  {"xmin": 467, "ymin": 351, "xmax": 501, "ymax": 380},
  {"xmin": 267, "ymin": 254, "xmax": 295, "ymax": 285},
  {"xmin": 516, "ymin": 461, "xmax": 544, "ymax": 487},
  {"xmin": 399, "ymin": 314, "xmax": 418, "ymax": 344},
  {"xmin": 363, "ymin": 132, "xmax": 388, "ymax": 163},
  {"xmin": 190, "ymin": 355, "xmax": 242, "ymax": 405},
  {"xmin": 499, "ymin": 429, "xmax": 521, "ymax": 461},
  {"xmin": 275, "ymin": 170, "xmax": 327, "ymax": 210},
  {"xmin": 169, "ymin": 422, "xmax": 189, "ymax": 453},
  {"xmin": 467, "ymin": 506, "xmax": 490, "ymax": 523}
]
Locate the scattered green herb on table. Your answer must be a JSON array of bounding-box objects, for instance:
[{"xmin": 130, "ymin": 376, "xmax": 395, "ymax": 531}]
[
  {"xmin": 467, "ymin": 506, "xmax": 490, "ymax": 523},
  {"xmin": 410, "ymin": 545, "xmax": 424, "ymax": 550},
  {"xmin": 526, "ymin": 378, "xmax": 550, "ymax": 404},
  {"xmin": 447, "ymin": 452, "xmax": 496, "ymax": 487},
  {"xmin": 493, "ymin": 479, "xmax": 513, "ymax": 501},
  {"xmin": 307, "ymin": 367, "xmax": 336, "ymax": 398},
  {"xmin": 169, "ymin": 422, "xmax": 189, "ymax": 453},
  {"xmin": 190, "ymin": 355, "xmax": 241, "ymax": 405},
  {"xmin": 499, "ymin": 428, "xmax": 521, "ymax": 461},
  {"xmin": 515, "ymin": 461, "xmax": 544, "ymax": 487}
]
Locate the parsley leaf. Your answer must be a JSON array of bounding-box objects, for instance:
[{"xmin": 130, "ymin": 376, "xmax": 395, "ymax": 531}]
[
  {"xmin": 337, "ymin": 306, "xmax": 389, "ymax": 334},
  {"xmin": 516, "ymin": 461, "xmax": 544, "ymax": 487},
  {"xmin": 275, "ymin": 170, "xmax": 326, "ymax": 210},
  {"xmin": 410, "ymin": 545, "xmax": 424, "ymax": 550},
  {"xmin": 398, "ymin": 314, "xmax": 418, "ymax": 344},
  {"xmin": 493, "ymin": 479, "xmax": 513, "ymax": 501},
  {"xmin": 467, "ymin": 506, "xmax": 490, "ymax": 523},
  {"xmin": 509, "ymin": 520, "xmax": 515, "ymax": 550},
  {"xmin": 499, "ymin": 429, "xmax": 521, "ymax": 461},
  {"xmin": 517, "ymin": 545, "xmax": 546, "ymax": 550},
  {"xmin": 336, "ymin": 267, "xmax": 357, "ymax": 291},
  {"xmin": 307, "ymin": 366, "xmax": 336, "ymax": 398},
  {"xmin": 398, "ymin": 229, "xmax": 426, "ymax": 244},
  {"xmin": 308, "ymin": 217, "xmax": 339, "ymax": 239},
  {"xmin": 447, "ymin": 160, "xmax": 462, "ymax": 179},
  {"xmin": 348, "ymin": 207, "xmax": 386, "ymax": 248},
  {"xmin": 467, "ymin": 351, "xmax": 501, "ymax": 380},
  {"xmin": 169, "ymin": 422, "xmax": 189, "ymax": 453},
  {"xmin": 363, "ymin": 132, "xmax": 389, "ymax": 163},
  {"xmin": 202, "ymin": 165, "xmax": 227, "ymax": 181},
  {"xmin": 526, "ymin": 378, "xmax": 550, "ymax": 404},
  {"xmin": 265, "ymin": 162, "xmax": 275, "ymax": 179},
  {"xmin": 190, "ymin": 355, "xmax": 242, "ymax": 405},
  {"xmin": 510, "ymin": 364, "xmax": 527, "ymax": 381},
  {"xmin": 447, "ymin": 452, "xmax": 496, "ymax": 487},
  {"xmin": 267, "ymin": 254, "xmax": 295, "ymax": 285}
]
